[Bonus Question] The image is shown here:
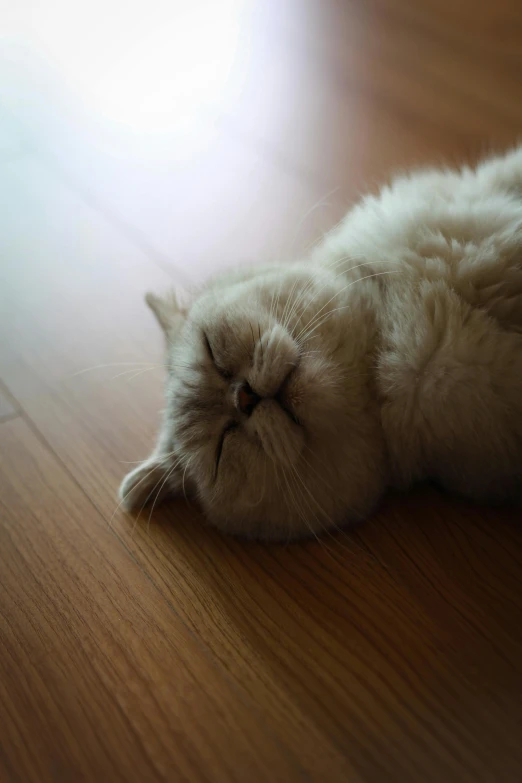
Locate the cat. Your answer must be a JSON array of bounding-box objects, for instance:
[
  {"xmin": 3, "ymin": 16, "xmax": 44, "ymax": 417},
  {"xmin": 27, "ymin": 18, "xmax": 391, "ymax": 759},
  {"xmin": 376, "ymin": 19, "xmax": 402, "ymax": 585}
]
[{"xmin": 119, "ymin": 146, "xmax": 522, "ymax": 541}]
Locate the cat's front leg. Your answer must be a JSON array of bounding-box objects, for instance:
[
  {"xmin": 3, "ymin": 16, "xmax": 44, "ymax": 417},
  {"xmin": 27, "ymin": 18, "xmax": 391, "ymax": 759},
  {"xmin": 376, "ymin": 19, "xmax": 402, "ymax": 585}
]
[
  {"xmin": 118, "ymin": 456, "xmax": 175, "ymax": 512},
  {"xmin": 119, "ymin": 422, "xmax": 181, "ymax": 512}
]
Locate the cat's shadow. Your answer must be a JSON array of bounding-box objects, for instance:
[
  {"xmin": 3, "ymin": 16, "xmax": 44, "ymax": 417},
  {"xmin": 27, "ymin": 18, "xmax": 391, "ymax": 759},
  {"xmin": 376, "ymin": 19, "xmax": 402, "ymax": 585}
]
[{"xmin": 123, "ymin": 485, "xmax": 522, "ymax": 691}]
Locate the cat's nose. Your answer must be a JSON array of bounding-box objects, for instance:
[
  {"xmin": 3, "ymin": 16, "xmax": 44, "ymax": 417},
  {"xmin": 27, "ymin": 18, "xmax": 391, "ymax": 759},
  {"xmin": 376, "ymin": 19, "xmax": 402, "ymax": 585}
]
[{"xmin": 237, "ymin": 381, "xmax": 261, "ymax": 417}]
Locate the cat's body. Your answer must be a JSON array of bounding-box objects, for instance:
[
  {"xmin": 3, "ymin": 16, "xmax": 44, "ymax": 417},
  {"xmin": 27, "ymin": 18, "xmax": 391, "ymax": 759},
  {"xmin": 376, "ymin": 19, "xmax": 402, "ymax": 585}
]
[{"xmin": 120, "ymin": 147, "xmax": 522, "ymax": 540}]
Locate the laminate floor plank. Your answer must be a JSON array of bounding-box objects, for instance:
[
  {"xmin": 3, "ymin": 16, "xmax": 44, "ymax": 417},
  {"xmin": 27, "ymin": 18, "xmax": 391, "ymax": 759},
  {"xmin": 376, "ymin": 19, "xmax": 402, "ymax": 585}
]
[
  {"xmin": 1, "ymin": 2, "xmax": 522, "ymax": 781},
  {"xmin": 0, "ymin": 151, "xmax": 521, "ymax": 783},
  {"xmin": 0, "ymin": 418, "xmax": 304, "ymax": 783}
]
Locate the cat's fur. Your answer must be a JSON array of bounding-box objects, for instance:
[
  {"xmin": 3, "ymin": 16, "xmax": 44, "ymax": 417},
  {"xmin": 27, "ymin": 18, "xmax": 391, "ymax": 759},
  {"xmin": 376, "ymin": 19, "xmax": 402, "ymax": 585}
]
[{"xmin": 120, "ymin": 147, "xmax": 522, "ymax": 540}]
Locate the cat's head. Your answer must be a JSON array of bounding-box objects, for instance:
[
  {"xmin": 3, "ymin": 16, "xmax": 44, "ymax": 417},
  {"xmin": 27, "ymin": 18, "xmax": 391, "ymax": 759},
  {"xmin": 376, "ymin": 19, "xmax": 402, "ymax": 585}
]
[{"xmin": 120, "ymin": 263, "xmax": 388, "ymax": 540}]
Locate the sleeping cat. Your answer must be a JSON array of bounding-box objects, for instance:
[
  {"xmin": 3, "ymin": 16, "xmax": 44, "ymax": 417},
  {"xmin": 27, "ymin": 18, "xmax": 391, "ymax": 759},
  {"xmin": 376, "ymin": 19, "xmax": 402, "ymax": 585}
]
[{"xmin": 119, "ymin": 147, "xmax": 522, "ymax": 540}]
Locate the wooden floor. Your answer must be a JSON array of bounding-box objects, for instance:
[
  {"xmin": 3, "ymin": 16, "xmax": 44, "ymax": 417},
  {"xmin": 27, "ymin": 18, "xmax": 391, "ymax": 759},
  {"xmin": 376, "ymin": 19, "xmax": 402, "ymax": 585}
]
[{"xmin": 1, "ymin": 2, "xmax": 522, "ymax": 781}]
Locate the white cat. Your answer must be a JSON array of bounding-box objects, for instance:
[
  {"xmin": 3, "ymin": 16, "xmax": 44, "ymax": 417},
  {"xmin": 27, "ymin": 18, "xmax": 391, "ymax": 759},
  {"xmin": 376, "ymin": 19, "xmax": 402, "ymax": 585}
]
[{"xmin": 119, "ymin": 147, "xmax": 522, "ymax": 540}]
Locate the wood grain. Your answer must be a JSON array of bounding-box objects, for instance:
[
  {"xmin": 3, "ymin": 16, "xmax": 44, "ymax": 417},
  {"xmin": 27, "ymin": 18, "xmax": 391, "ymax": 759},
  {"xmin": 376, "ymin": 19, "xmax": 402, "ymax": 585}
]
[
  {"xmin": 1, "ymin": 1, "xmax": 522, "ymax": 781},
  {"xmin": 0, "ymin": 418, "xmax": 304, "ymax": 783}
]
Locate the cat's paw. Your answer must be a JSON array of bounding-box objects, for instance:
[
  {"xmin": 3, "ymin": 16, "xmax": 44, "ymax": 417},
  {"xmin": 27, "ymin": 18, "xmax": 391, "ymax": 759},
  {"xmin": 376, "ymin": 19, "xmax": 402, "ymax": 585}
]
[{"xmin": 119, "ymin": 459, "xmax": 169, "ymax": 512}]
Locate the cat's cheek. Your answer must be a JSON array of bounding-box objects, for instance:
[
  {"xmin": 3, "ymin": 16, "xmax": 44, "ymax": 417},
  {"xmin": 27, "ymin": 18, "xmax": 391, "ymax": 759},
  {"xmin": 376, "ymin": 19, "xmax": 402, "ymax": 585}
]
[{"xmin": 250, "ymin": 401, "xmax": 304, "ymax": 466}]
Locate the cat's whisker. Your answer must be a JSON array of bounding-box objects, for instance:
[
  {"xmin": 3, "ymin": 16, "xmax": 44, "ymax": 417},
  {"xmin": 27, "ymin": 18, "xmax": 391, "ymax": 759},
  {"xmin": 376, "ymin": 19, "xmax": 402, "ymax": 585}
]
[
  {"xmin": 167, "ymin": 363, "xmax": 201, "ymax": 371},
  {"xmin": 268, "ymin": 188, "xmax": 335, "ymax": 270},
  {"xmin": 248, "ymin": 321, "xmax": 256, "ymax": 353},
  {"xmin": 294, "ymin": 267, "xmax": 394, "ymax": 343},
  {"xmin": 146, "ymin": 460, "xmax": 180, "ymax": 534},
  {"xmin": 303, "ymin": 205, "xmax": 351, "ymax": 254},
  {"xmin": 272, "ymin": 279, "xmax": 285, "ymax": 327},
  {"xmin": 291, "ymin": 462, "xmax": 370, "ymax": 561},
  {"xmin": 285, "ymin": 466, "xmax": 327, "ymax": 551},
  {"xmin": 279, "ymin": 465, "xmax": 312, "ymax": 543},
  {"xmin": 288, "ymin": 465, "xmax": 335, "ymax": 546},
  {"xmin": 296, "ymin": 313, "xmax": 356, "ymax": 350},
  {"xmin": 181, "ymin": 457, "xmax": 193, "ymax": 504},
  {"xmin": 289, "ymin": 185, "xmax": 340, "ymax": 254},
  {"xmin": 73, "ymin": 362, "xmax": 160, "ymax": 377},
  {"xmin": 280, "ymin": 275, "xmax": 296, "ymax": 329},
  {"xmin": 283, "ymin": 268, "xmax": 327, "ymax": 332},
  {"xmin": 77, "ymin": 361, "xmax": 192, "ymax": 384},
  {"xmin": 268, "ymin": 275, "xmax": 280, "ymax": 328},
  {"xmin": 300, "ymin": 450, "xmax": 337, "ymax": 493},
  {"xmin": 286, "ymin": 464, "xmax": 340, "ymax": 559},
  {"xmin": 286, "ymin": 257, "xmax": 376, "ymax": 337},
  {"xmin": 133, "ymin": 457, "xmax": 183, "ymax": 535},
  {"xmin": 110, "ymin": 460, "xmax": 165, "ymax": 531},
  {"xmin": 235, "ymin": 330, "xmax": 253, "ymax": 359},
  {"xmin": 281, "ymin": 267, "xmax": 309, "ymax": 332},
  {"xmin": 244, "ymin": 455, "xmax": 268, "ymax": 508},
  {"xmin": 290, "ymin": 256, "xmax": 378, "ymax": 327},
  {"xmin": 281, "ymin": 274, "xmax": 315, "ymax": 332},
  {"xmin": 298, "ymin": 307, "xmax": 357, "ymax": 344},
  {"xmin": 115, "ymin": 366, "xmax": 167, "ymax": 383},
  {"xmin": 296, "ymin": 270, "xmax": 397, "ymax": 344},
  {"xmin": 118, "ymin": 446, "xmax": 180, "ymax": 465},
  {"xmin": 258, "ymin": 323, "xmax": 264, "ymax": 360}
]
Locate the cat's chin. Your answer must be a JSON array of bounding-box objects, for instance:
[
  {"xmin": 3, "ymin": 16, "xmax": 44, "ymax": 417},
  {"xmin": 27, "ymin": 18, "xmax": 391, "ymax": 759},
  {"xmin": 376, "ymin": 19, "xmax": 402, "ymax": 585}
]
[{"xmin": 202, "ymin": 469, "xmax": 385, "ymax": 542}]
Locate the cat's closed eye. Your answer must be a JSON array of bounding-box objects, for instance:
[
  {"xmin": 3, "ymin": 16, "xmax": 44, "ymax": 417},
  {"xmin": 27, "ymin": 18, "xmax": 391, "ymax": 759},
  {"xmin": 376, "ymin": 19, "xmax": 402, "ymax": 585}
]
[
  {"xmin": 215, "ymin": 421, "xmax": 237, "ymax": 477},
  {"xmin": 203, "ymin": 331, "xmax": 232, "ymax": 380}
]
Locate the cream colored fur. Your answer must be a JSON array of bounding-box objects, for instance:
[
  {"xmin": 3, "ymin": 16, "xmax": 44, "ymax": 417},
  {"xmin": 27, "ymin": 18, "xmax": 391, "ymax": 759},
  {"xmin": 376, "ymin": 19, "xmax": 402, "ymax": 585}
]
[{"xmin": 120, "ymin": 147, "xmax": 522, "ymax": 540}]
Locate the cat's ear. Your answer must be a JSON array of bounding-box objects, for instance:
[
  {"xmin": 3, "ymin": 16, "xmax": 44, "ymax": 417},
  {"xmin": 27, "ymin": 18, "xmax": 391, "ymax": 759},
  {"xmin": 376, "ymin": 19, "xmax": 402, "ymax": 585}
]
[
  {"xmin": 145, "ymin": 290, "xmax": 188, "ymax": 338},
  {"xmin": 119, "ymin": 456, "xmax": 182, "ymax": 512}
]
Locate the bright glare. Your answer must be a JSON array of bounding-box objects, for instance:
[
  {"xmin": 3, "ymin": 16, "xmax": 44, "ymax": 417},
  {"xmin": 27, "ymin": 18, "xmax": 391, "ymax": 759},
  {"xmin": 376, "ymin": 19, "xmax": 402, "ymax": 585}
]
[{"xmin": 1, "ymin": 1, "xmax": 244, "ymax": 131}]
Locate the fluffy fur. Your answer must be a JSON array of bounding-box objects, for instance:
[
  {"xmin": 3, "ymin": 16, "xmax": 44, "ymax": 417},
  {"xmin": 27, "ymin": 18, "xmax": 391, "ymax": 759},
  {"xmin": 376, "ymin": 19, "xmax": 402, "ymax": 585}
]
[{"xmin": 119, "ymin": 147, "xmax": 522, "ymax": 540}]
